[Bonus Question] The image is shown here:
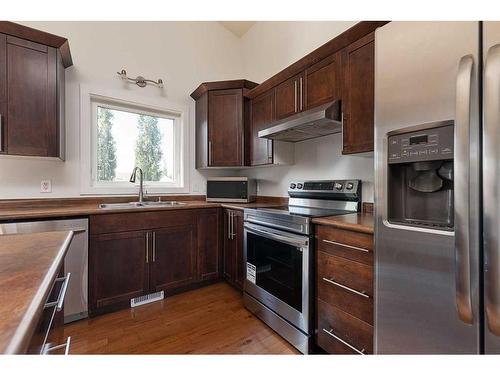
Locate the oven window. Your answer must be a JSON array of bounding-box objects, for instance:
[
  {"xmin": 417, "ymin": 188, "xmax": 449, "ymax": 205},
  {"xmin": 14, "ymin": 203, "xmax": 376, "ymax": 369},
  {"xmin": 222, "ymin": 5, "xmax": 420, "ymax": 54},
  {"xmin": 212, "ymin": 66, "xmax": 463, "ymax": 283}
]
[{"xmin": 246, "ymin": 232, "xmax": 303, "ymax": 312}]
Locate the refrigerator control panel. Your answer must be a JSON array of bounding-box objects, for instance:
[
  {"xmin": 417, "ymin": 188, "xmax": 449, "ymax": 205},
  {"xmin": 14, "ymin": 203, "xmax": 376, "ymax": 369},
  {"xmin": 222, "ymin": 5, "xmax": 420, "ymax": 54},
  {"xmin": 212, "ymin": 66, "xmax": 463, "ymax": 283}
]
[{"xmin": 388, "ymin": 123, "xmax": 454, "ymax": 164}]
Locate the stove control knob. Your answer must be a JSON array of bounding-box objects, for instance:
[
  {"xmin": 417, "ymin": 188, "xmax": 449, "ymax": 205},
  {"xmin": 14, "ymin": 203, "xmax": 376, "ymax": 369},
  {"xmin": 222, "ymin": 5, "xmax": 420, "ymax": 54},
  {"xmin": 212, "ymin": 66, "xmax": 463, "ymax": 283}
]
[
  {"xmin": 290, "ymin": 183, "xmax": 297, "ymax": 189},
  {"xmin": 296, "ymin": 183, "xmax": 303, "ymax": 189},
  {"xmin": 334, "ymin": 182, "xmax": 343, "ymax": 191},
  {"xmin": 346, "ymin": 182, "xmax": 354, "ymax": 190}
]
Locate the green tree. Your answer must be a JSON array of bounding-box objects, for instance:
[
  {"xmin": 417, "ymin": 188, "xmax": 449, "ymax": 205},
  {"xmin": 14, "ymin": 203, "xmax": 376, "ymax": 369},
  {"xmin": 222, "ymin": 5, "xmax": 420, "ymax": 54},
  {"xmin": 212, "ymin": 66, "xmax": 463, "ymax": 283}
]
[
  {"xmin": 97, "ymin": 107, "xmax": 117, "ymax": 181},
  {"xmin": 135, "ymin": 114, "xmax": 163, "ymax": 181}
]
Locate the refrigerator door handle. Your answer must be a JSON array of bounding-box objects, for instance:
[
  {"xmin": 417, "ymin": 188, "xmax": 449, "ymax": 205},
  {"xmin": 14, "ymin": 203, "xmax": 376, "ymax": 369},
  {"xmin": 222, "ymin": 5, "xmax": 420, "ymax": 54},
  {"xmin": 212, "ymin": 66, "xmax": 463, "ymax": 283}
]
[
  {"xmin": 454, "ymin": 54, "xmax": 474, "ymax": 325},
  {"xmin": 484, "ymin": 43, "xmax": 500, "ymax": 336}
]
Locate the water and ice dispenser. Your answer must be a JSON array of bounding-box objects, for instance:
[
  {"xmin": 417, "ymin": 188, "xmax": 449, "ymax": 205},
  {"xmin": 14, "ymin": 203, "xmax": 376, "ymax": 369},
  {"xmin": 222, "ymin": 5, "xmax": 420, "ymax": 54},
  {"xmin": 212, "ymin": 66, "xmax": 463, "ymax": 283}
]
[{"xmin": 387, "ymin": 122, "xmax": 454, "ymax": 230}]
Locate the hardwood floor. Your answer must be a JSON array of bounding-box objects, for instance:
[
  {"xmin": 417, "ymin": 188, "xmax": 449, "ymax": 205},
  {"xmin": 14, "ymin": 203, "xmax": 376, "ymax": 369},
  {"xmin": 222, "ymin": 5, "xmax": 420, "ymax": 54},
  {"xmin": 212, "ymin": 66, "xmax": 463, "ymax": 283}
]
[{"xmin": 65, "ymin": 282, "xmax": 299, "ymax": 354}]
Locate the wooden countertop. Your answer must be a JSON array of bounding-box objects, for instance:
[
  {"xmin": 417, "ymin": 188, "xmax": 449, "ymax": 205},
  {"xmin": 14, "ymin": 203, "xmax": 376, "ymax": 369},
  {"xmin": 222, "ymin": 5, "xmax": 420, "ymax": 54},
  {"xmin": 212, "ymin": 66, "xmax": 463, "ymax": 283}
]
[
  {"xmin": 0, "ymin": 200, "xmax": 286, "ymax": 221},
  {"xmin": 0, "ymin": 231, "xmax": 74, "ymax": 354},
  {"xmin": 312, "ymin": 212, "xmax": 374, "ymax": 234}
]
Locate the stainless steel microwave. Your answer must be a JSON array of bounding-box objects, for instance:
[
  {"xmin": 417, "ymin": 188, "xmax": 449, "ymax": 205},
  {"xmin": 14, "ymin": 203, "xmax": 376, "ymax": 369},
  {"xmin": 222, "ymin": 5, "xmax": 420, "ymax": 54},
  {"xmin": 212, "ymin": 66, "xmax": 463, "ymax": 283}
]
[{"xmin": 206, "ymin": 177, "xmax": 257, "ymax": 203}]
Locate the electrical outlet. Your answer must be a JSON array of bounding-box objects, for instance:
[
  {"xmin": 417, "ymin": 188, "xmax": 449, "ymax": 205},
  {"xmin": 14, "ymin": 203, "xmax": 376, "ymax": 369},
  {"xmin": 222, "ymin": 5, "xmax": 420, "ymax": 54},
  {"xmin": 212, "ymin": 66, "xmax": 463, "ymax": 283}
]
[{"xmin": 40, "ymin": 180, "xmax": 52, "ymax": 193}]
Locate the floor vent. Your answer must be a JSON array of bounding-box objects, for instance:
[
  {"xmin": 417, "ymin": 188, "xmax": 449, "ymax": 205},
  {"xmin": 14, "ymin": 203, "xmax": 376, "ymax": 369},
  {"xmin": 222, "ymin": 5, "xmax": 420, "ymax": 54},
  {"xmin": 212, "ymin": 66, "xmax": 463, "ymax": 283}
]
[{"xmin": 131, "ymin": 291, "xmax": 164, "ymax": 307}]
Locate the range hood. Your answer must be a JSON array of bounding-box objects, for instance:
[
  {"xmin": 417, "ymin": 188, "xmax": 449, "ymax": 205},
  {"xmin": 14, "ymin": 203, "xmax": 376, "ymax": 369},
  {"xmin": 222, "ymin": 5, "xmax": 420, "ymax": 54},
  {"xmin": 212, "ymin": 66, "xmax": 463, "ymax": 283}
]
[{"xmin": 258, "ymin": 100, "xmax": 342, "ymax": 142}]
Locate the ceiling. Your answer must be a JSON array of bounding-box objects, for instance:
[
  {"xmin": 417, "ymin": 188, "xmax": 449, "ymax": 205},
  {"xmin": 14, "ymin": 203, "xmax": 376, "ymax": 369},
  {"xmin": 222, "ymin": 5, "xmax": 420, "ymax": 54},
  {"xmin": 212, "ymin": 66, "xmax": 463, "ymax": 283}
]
[{"xmin": 219, "ymin": 21, "xmax": 256, "ymax": 38}]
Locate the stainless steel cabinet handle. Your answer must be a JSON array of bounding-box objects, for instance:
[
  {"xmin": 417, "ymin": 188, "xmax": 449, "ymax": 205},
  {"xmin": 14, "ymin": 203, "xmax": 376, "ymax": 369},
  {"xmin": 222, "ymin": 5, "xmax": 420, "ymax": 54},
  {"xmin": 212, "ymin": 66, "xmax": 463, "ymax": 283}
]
[
  {"xmin": 294, "ymin": 80, "xmax": 298, "ymax": 113},
  {"xmin": 299, "ymin": 76, "xmax": 303, "ymax": 111},
  {"xmin": 322, "ymin": 239, "xmax": 370, "ymax": 253},
  {"xmin": 454, "ymin": 54, "xmax": 474, "ymax": 324},
  {"xmin": 228, "ymin": 211, "xmax": 232, "ymax": 239},
  {"xmin": 145, "ymin": 232, "xmax": 149, "ymax": 264},
  {"xmin": 322, "ymin": 328, "xmax": 365, "ymax": 355},
  {"xmin": 322, "ymin": 277, "xmax": 370, "ymax": 298},
  {"xmin": 231, "ymin": 212, "xmax": 237, "ymax": 239},
  {"xmin": 44, "ymin": 273, "xmax": 71, "ymax": 311},
  {"xmin": 208, "ymin": 140, "xmax": 212, "ymax": 166},
  {"xmin": 484, "ymin": 43, "xmax": 500, "ymax": 336},
  {"xmin": 152, "ymin": 232, "xmax": 156, "ymax": 262},
  {"xmin": 340, "ymin": 111, "xmax": 345, "ymax": 151},
  {"xmin": 0, "ymin": 114, "xmax": 3, "ymax": 152},
  {"xmin": 43, "ymin": 336, "xmax": 71, "ymax": 355}
]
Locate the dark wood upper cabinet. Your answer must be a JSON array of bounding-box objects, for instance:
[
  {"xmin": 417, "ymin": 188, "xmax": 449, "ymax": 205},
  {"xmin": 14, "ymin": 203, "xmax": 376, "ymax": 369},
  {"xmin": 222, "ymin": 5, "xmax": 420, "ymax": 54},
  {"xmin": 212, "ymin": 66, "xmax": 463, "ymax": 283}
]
[
  {"xmin": 341, "ymin": 33, "xmax": 375, "ymax": 154},
  {"xmin": 208, "ymin": 89, "xmax": 243, "ymax": 166},
  {"xmin": 274, "ymin": 73, "xmax": 303, "ymax": 120},
  {"xmin": 249, "ymin": 89, "xmax": 274, "ymax": 166},
  {"xmin": 191, "ymin": 80, "xmax": 258, "ymax": 168},
  {"xmin": 304, "ymin": 52, "xmax": 341, "ymax": 110},
  {"xmin": 89, "ymin": 230, "xmax": 149, "ymax": 316},
  {"xmin": 0, "ymin": 22, "xmax": 72, "ymax": 158},
  {"xmin": 150, "ymin": 224, "xmax": 197, "ymax": 293}
]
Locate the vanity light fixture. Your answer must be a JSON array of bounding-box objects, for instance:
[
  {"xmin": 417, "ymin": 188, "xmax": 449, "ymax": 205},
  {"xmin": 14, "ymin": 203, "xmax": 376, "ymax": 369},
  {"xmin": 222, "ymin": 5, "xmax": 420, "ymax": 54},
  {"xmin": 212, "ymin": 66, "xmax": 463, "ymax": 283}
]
[{"xmin": 117, "ymin": 69, "xmax": 164, "ymax": 88}]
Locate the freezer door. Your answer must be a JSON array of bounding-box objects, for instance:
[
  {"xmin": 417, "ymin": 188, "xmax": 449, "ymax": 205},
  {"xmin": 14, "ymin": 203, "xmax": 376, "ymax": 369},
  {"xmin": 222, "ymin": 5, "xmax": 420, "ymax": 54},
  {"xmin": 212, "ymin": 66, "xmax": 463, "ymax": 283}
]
[
  {"xmin": 483, "ymin": 21, "xmax": 500, "ymax": 354},
  {"xmin": 374, "ymin": 22, "xmax": 481, "ymax": 353}
]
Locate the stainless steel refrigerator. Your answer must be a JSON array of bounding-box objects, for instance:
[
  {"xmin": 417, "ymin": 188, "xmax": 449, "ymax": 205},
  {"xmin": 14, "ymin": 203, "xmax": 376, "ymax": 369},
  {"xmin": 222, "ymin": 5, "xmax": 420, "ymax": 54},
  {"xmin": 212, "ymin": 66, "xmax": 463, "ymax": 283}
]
[{"xmin": 374, "ymin": 21, "xmax": 500, "ymax": 354}]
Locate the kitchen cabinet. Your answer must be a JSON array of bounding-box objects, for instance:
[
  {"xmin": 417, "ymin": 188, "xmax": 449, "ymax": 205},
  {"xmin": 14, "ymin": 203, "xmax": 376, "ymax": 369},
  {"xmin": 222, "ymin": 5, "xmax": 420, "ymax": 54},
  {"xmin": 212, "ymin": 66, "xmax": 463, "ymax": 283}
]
[
  {"xmin": 341, "ymin": 33, "xmax": 375, "ymax": 154},
  {"xmin": 274, "ymin": 73, "xmax": 303, "ymax": 120},
  {"xmin": 304, "ymin": 52, "xmax": 341, "ymax": 110},
  {"xmin": 89, "ymin": 230, "xmax": 150, "ymax": 315},
  {"xmin": 315, "ymin": 225, "xmax": 374, "ymax": 354},
  {"xmin": 0, "ymin": 22, "xmax": 72, "ymax": 158},
  {"xmin": 197, "ymin": 209, "xmax": 221, "ymax": 281},
  {"xmin": 88, "ymin": 208, "xmax": 221, "ymax": 316},
  {"xmin": 223, "ymin": 209, "xmax": 244, "ymax": 291},
  {"xmin": 191, "ymin": 80, "xmax": 258, "ymax": 168},
  {"xmin": 248, "ymin": 89, "xmax": 275, "ymax": 165}
]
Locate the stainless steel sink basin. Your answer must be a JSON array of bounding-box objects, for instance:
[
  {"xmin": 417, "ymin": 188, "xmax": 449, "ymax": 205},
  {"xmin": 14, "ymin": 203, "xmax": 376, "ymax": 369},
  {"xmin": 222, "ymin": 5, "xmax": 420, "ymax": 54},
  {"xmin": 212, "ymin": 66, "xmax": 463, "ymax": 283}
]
[{"xmin": 98, "ymin": 201, "xmax": 186, "ymax": 209}]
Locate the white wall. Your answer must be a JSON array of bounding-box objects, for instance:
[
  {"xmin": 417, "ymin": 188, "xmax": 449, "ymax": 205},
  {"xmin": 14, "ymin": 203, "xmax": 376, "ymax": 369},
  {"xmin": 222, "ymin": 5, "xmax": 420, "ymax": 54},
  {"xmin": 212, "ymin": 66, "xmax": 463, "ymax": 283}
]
[
  {"xmin": 0, "ymin": 21, "xmax": 243, "ymax": 199},
  {"xmin": 240, "ymin": 21, "xmax": 375, "ymax": 202}
]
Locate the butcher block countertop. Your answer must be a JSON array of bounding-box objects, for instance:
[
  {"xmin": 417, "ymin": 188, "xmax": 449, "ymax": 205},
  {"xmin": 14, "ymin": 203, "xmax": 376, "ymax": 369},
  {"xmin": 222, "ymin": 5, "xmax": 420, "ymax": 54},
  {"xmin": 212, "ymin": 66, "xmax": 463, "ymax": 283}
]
[
  {"xmin": 0, "ymin": 231, "xmax": 74, "ymax": 354},
  {"xmin": 312, "ymin": 212, "xmax": 374, "ymax": 234},
  {"xmin": 0, "ymin": 196, "xmax": 288, "ymax": 221}
]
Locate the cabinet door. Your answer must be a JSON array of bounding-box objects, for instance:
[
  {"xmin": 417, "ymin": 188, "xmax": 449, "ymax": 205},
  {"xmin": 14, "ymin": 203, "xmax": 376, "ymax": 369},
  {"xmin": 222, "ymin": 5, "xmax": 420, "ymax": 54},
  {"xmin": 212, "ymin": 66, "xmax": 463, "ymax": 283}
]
[
  {"xmin": 233, "ymin": 210, "xmax": 245, "ymax": 291},
  {"xmin": 223, "ymin": 209, "xmax": 235, "ymax": 282},
  {"xmin": 208, "ymin": 89, "xmax": 243, "ymax": 166},
  {"xmin": 275, "ymin": 73, "xmax": 303, "ymax": 120},
  {"xmin": 150, "ymin": 224, "xmax": 197, "ymax": 293},
  {"xmin": 342, "ymin": 33, "xmax": 375, "ymax": 154},
  {"xmin": 249, "ymin": 90, "xmax": 274, "ymax": 166},
  {"xmin": 89, "ymin": 230, "xmax": 149, "ymax": 315},
  {"xmin": 304, "ymin": 52, "xmax": 341, "ymax": 110},
  {"xmin": 6, "ymin": 36, "xmax": 58, "ymax": 156},
  {"xmin": 197, "ymin": 209, "xmax": 221, "ymax": 281}
]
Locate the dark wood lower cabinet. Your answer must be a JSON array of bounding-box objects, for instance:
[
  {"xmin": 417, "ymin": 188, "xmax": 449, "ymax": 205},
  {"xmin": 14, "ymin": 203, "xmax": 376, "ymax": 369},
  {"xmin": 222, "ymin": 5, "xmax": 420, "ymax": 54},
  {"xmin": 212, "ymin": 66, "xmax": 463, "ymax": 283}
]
[
  {"xmin": 89, "ymin": 230, "xmax": 149, "ymax": 316},
  {"xmin": 88, "ymin": 209, "xmax": 222, "ymax": 316},
  {"xmin": 223, "ymin": 209, "xmax": 244, "ymax": 291},
  {"xmin": 150, "ymin": 224, "xmax": 197, "ymax": 293}
]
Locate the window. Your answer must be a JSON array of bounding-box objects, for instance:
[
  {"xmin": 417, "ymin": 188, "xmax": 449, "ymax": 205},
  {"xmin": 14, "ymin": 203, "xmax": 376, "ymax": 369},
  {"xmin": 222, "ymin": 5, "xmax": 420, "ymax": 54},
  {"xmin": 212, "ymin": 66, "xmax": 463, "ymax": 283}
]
[{"xmin": 81, "ymin": 92, "xmax": 187, "ymax": 195}]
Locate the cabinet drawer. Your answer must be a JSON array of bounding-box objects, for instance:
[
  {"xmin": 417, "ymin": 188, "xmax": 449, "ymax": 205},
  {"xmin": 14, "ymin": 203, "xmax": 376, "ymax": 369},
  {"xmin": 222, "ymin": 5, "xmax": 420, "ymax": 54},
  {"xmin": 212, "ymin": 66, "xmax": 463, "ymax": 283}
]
[
  {"xmin": 317, "ymin": 250, "xmax": 372, "ymax": 297},
  {"xmin": 317, "ymin": 254, "xmax": 373, "ymax": 324},
  {"xmin": 316, "ymin": 225, "xmax": 373, "ymax": 265},
  {"xmin": 90, "ymin": 209, "xmax": 197, "ymax": 234},
  {"xmin": 316, "ymin": 299, "xmax": 373, "ymax": 354}
]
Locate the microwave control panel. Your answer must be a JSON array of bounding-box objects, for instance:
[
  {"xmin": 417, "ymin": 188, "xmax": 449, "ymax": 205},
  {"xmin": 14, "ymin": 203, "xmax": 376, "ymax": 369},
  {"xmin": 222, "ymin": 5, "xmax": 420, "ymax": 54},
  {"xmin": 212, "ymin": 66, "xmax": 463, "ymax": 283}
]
[{"xmin": 388, "ymin": 123, "xmax": 454, "ymax": 164}]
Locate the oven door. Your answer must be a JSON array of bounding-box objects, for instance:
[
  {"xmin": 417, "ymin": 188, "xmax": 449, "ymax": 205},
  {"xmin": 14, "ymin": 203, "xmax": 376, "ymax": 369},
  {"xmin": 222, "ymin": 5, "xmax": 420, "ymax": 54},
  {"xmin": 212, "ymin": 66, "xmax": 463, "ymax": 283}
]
[{"xmin": 243, "ymin": 222, "xmax": 310, "ymax": 333}]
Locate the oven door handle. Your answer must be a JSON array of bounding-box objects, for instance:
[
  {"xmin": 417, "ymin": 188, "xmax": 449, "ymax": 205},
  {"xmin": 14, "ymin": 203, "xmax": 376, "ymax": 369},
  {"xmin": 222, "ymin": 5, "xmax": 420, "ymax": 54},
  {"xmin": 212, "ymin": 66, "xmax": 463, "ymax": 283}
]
[{"xmin": 244, "ymin": 224, "xmax": 308, "ymax": 248}]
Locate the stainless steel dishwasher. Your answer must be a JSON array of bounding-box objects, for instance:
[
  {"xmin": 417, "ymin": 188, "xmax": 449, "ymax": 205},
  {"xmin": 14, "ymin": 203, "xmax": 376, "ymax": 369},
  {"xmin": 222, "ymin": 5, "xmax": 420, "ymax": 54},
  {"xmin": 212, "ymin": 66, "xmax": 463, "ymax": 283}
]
[{"xmin": 0, "ymin": 218, "xmax": 89, "ymax": 323}]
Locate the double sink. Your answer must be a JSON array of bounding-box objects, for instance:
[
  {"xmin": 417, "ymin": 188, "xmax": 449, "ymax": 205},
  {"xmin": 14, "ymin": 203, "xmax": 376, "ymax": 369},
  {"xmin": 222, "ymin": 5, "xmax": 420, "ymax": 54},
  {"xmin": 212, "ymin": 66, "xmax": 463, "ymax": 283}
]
[{"xmin": 98, "ymin": 201, "xmax": 186, "ymax": 210}]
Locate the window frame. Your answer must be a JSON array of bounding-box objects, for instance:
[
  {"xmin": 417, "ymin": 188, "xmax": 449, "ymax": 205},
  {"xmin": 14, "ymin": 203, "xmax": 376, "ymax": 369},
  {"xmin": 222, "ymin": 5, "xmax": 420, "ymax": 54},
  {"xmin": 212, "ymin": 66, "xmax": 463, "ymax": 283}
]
[{"xmin": 80, "ymin": 86, "xmax": 189, "ymax": 195}]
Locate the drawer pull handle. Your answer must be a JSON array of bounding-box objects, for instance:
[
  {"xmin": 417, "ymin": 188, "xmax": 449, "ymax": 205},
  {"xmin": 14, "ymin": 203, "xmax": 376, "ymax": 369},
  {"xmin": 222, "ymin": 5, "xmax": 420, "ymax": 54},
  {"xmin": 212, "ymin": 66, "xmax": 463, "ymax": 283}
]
[
  {"xmin": 322, "ymin": 277, "xmax": 370, "ymax": 299},
  {"xmin": 323, "ymin": 328, "xmax": 365, "ymax": 355},
  {"xmin": 44, "ymin": 273, "xmax": 71, "ymax": 311},
  {"xmin": 322, "ymin": 239, "xmax": 370, "ymax": 253},
  {"xmin": 43, "ymin": 336, "xmax": 71, "ymax": 355}
]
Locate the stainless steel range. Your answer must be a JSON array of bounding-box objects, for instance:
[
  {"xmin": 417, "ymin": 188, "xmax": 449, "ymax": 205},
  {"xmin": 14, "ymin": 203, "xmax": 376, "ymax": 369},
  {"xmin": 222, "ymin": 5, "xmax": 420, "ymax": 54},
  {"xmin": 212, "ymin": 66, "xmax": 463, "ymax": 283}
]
[{"xmin": 243, "ymin": 179, "xmax": 362, "ymax": 353}]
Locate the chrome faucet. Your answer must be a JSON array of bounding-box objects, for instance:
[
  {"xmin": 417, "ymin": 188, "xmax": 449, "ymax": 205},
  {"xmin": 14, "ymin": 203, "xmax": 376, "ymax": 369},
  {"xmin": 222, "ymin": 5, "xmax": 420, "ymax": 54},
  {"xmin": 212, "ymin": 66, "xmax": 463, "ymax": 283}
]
[{"xmin": 129, "ymin": 167, "xmax": 144, "ymax": 203}]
